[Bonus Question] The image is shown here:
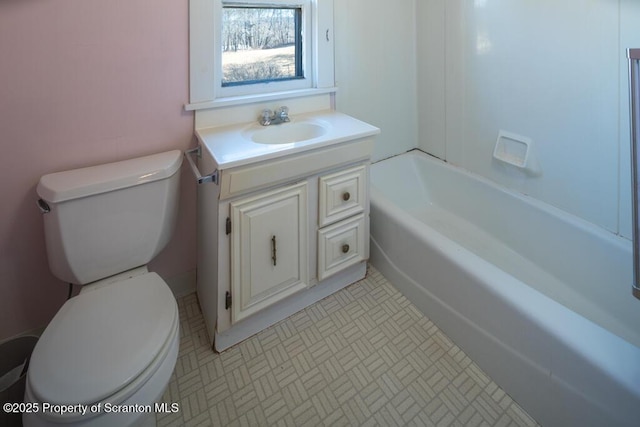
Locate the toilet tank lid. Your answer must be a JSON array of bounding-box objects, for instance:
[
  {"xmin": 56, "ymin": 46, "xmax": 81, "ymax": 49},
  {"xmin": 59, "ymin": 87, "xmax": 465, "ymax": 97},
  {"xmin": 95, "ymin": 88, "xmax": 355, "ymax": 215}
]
[{"xmin": 37, "ymin": 150, "xmax": 182, "ymax": 203}]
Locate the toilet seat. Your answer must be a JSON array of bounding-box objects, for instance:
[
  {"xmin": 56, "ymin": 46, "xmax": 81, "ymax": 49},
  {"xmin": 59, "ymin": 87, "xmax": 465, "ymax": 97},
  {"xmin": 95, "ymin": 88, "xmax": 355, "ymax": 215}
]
[{"xmin": 27, "ymin": 273, "xmax": 178, "ymax": 411}]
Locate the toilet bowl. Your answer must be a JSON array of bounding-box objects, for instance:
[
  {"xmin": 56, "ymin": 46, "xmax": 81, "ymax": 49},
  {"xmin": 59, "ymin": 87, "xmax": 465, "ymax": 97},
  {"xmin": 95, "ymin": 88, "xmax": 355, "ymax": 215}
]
[{"xmin": 25, "ymin": 151, "xmax": 183, "ymax": 426}]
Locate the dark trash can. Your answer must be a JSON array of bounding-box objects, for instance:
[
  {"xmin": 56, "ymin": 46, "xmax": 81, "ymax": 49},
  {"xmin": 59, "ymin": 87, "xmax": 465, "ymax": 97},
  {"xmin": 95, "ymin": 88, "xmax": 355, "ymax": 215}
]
[{"xmin": 0, "ymin": 336, "xmax": 38, "ymax": 427}]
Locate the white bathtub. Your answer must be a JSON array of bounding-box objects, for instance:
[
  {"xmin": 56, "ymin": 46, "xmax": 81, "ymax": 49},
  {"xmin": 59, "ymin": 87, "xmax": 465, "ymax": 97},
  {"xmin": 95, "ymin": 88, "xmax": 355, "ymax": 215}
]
[{"xmin": 369, "ymin": 150, "xmax": 640, "ymax": 427}]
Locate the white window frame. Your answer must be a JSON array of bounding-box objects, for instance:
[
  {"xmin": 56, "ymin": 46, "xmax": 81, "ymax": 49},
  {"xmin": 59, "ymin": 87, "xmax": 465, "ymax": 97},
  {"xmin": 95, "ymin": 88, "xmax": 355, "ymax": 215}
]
[{"xmin": 187, "ymin": 0, "xmax": 335, "ymax": 110}]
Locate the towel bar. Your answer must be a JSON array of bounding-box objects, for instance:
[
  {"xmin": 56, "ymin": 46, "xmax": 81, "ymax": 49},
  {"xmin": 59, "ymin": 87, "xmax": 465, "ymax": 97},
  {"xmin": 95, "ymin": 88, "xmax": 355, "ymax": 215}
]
[{"xmin": 184, "ymin": 146, "xmax": 218, "ymax": 185}]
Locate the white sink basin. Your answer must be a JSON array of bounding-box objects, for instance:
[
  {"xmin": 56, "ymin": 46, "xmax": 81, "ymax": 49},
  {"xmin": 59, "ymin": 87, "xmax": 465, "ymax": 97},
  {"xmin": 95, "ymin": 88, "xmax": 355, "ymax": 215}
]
[{"xmin": 248, "ymin": 122, "xmax": 327, "ymax": 144}]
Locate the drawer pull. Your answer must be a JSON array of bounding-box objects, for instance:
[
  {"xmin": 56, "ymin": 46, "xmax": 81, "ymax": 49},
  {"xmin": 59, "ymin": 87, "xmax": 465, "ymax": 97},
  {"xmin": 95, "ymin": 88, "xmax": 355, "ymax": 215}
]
[
  {"xmin": 342, "ymin": 192, "xmax": 351, "ymax": 201},
  {"xmin": 272, "ymin": 235, "xmax": 277, "ymax": 266},
  {"xmin": 342, "ymin": 244, "xmax": 350, "ymax": 254}
]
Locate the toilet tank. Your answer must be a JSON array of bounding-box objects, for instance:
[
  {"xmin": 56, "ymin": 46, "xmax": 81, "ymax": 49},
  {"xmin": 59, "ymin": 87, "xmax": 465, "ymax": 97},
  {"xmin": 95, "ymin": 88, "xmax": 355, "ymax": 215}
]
[{"xmin": 37, "ymin": 150, "xmax": 182, "ymax": 285}]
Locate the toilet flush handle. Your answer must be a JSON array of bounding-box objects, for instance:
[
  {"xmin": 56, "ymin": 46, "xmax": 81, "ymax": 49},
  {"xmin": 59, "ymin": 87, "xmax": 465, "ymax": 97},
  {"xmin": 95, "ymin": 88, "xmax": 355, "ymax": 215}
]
[{"xmin": 37, "ymin": 199, "xmax": 50, "ymax": 214}]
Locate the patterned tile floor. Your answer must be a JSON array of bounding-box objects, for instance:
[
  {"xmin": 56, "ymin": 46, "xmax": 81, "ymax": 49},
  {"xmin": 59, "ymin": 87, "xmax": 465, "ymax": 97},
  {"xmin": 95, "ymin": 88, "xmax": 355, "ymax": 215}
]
[{"xmin": 157, "ymin": 265, "xmax": 538, "ymax": 426}]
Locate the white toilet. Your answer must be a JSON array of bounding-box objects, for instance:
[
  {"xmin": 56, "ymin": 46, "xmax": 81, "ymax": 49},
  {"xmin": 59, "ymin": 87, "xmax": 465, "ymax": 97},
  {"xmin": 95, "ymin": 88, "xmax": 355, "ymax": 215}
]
[{"xmin": 24, "ymin": 150, "xmax": 183, "ymax": 427}]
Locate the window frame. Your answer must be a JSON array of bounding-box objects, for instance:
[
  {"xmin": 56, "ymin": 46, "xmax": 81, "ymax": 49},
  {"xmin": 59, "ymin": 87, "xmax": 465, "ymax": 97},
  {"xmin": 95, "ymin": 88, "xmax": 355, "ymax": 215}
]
[{"xmin": 187, "ymin": 0, "xmax": 335, "ymax": 110}]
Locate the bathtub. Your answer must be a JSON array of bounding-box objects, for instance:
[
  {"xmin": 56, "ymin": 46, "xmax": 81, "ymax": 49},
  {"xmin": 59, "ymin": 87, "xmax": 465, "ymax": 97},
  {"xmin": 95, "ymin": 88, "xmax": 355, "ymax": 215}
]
[{"xmin": 369, "ymin": 150, "xmax": 640, "ymax": 427}]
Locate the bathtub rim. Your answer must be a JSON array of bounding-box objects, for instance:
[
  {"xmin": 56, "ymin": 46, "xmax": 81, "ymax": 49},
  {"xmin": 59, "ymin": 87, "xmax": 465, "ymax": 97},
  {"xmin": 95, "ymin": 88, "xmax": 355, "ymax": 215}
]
[{"xmin": 373, "ymin": 149, "xmax": 630, "ymax": 255}]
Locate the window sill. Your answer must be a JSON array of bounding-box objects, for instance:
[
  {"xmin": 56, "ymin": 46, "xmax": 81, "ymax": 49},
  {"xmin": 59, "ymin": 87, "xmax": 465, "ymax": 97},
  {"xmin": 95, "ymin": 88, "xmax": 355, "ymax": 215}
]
[{"xmin": 185, "ymin": 87, "xmax": 337, "ymax": 112}]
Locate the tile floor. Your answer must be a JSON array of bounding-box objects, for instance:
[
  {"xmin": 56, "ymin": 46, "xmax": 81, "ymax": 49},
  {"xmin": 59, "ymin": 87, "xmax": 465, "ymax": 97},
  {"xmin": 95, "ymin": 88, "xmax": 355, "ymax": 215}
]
[{"xmin": 157, "ymin": 265, "xmax": 538, "ymax": 426}]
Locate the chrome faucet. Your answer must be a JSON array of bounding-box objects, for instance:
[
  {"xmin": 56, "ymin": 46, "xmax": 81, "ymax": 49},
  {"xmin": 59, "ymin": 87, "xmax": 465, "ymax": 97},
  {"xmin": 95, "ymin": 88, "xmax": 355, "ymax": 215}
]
[{"xmin": 259, "ymin": 106, "xmax": 290, "ymax": 126}]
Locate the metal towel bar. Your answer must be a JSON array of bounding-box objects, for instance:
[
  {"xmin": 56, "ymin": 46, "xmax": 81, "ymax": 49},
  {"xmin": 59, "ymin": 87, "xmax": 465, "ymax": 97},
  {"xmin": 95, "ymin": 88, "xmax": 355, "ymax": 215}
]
[
  {"xmin": 184, "ymin": 146, "xmax": 218, "ymax": 185},
  {"xmin": 627, "ymin": 48, "xmax": 640, "ymax": 300}
]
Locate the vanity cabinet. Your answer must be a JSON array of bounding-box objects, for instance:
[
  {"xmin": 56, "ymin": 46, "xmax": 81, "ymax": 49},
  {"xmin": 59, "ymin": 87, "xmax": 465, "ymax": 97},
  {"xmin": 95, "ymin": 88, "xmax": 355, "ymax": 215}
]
[{"xmin": 193, "ymin": 110, "xmax": 379, "ymax": 352}]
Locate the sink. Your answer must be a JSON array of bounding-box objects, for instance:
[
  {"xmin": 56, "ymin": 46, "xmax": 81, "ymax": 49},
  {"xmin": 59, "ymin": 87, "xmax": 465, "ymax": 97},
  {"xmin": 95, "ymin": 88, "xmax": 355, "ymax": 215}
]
[{"xmin": 247, "ymin": 122, "xmax": 327, "ymax": 144}]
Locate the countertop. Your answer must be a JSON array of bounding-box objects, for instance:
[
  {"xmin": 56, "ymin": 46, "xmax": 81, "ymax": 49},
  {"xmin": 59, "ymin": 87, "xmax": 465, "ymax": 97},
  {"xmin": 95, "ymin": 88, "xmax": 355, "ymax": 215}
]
[{"xmin": 195, "ymin": 110, "xmax": 380, "ymax": 170}]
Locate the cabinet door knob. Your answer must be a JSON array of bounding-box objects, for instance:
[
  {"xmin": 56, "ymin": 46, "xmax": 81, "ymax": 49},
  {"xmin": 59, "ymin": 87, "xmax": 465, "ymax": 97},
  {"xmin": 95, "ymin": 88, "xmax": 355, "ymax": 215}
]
[
  {"xmin": 342, "ymin": 192, "xmax": 351, "ymax": 201},
  {"xmin": 341, "ymin": 244, "xmax": 350, "ymax": 254}
]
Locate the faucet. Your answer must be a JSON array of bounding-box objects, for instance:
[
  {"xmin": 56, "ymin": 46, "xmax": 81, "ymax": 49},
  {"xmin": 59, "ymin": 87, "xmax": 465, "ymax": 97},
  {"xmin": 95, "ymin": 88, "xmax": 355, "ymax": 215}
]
[{"xmin": 259, "ymin": 106, "xmax": 290, "ymax": 126}]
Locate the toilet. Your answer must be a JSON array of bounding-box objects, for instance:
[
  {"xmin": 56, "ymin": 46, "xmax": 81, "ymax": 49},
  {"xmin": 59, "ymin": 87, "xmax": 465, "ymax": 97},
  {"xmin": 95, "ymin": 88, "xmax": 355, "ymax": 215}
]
[{"xmin": 24, "ymin": 150, "xmax": 183, "ymax": 427}]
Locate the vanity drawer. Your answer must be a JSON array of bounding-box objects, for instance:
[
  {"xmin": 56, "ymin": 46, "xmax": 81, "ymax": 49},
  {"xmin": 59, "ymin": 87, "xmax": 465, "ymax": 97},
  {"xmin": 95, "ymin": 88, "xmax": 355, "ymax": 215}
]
[
  {"xmin": 318, "ymin": 213, "xmax": 368, "ymax": 281},
  {"xmin": 318, "ymin": 165, "xmax": 367, "ymax": 227},
  {"xmin": 217, "ymin": 138, "xmax": 373, "ymax": 200}
]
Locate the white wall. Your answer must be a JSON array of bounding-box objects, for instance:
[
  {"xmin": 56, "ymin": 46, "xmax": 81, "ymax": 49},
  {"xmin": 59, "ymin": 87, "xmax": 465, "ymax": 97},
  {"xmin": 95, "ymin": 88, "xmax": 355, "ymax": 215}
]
[
  {"xmin": 334, "ymin": 0, "xmax": 418, "ymax": 162},
  {"xmin": 418, "ymin": 0, "xmax": 640, "ymax": 238}
]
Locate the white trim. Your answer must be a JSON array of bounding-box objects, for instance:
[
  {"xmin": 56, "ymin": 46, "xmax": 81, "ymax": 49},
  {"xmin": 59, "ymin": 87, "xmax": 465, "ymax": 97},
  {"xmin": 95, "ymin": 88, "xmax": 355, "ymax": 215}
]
[
  {"xmin": 313, "ymin": 0, "xmax": 334, "ymax": 88},
  {"xmin": 185, "ymin": 86, "xmax": 336, "ymax": 111},
  {"xmin": 189, "ymin": 0, "xmax": 334, "ymax": 108},
  {"xmin": 189, "ymin": 0, "xmax": 216, "ymax": 104}
]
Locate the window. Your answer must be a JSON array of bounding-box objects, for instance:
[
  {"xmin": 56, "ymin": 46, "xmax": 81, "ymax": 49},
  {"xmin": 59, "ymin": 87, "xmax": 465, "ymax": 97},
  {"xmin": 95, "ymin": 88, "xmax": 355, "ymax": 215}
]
[
  {"xmin": 221, "ymin": 6, "xmax": 303, "ymax": 87},
  {"xmin": 219, "ymin": 1, "xmax": 310, "ymax": 97},
  {"xmin": 188, "ymin": 0, "xmax": 335, "ymax": 109}
]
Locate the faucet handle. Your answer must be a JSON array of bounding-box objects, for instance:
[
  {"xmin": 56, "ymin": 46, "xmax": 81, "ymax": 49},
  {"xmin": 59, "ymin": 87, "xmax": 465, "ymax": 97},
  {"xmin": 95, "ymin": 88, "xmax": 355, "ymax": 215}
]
[
  {"xmin": 277, "ymin": 106, "xmax": 290, "ymax": 121},
  {"xmin": 260, "ymin": 109, "xmax": 272, "ymax": 126}
]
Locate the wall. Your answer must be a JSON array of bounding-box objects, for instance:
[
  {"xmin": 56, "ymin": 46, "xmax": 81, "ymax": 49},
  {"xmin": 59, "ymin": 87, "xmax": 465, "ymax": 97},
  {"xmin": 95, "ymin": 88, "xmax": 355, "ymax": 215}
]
[
  {"xmin": 0, "ymin": 0, "xmax": 195, "ymax": 341},
  {"xmin": 418, "ymin": 0, "xmax": 640, "ymax": 238},
  {"xmin": 334, "ymin": 0, "xmax": 418, "ymax": 162}
]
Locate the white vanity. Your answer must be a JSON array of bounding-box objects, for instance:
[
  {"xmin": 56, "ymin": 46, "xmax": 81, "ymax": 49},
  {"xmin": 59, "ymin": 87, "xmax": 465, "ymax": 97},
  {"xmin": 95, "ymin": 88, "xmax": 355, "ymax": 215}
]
[{"xmin": 191, "ymin": 110, "xmax": 379, "ymax": 351}]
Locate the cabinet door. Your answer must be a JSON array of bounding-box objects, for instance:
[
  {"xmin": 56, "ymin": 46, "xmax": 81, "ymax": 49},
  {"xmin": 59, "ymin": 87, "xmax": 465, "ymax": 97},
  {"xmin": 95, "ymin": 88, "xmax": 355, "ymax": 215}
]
[{"xmin": 230, "ymin": 182, "xmax": 308, "ymax": 323}]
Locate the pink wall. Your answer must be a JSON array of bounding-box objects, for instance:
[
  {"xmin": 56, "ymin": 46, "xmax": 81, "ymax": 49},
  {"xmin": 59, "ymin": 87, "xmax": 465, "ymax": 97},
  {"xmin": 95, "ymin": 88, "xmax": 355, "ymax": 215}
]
[{"xmin": 0, "ymin": 0, "xmax": 195, "ymax": 341}]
